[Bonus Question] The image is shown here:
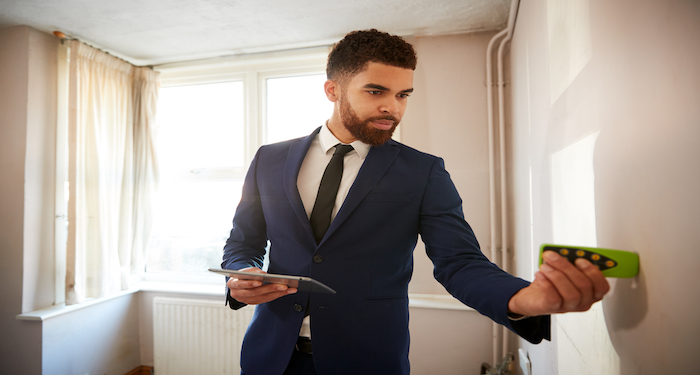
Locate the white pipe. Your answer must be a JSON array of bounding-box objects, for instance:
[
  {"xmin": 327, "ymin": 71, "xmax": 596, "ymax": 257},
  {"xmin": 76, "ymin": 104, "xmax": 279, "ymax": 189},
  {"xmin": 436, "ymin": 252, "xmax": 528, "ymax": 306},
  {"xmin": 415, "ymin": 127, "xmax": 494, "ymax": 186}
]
[
  {"xmin": 499, "ymin": 0, "xmax": 520, "ymax": 289},
  {"xmin": 497, "ymin": 0, "xmax": 521, "ymax": 360},
  {"xmin": 486, "ymin": 28, "xmax": 507, "ymax": 367},
  {"xmin": 486, "ymin": 28, "xmax": 507, "ymax": 270},
  {"xmin": 486, "ymin": 0, "xmax": 520, "ymax": 366}
]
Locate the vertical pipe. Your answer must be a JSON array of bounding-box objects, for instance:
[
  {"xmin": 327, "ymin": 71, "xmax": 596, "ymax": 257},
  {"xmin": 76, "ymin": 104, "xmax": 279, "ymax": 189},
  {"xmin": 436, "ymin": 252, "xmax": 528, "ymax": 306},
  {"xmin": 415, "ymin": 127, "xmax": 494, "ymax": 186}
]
[
  {"xmin": 486, "ymin": 28, "xmax": 507, "ymax": 367},
  {"xmin": 497, "ymin": 0, "xmax": 521, "ymax": 360},
  {"xmin": 487, "ymin": 28, "xmax": 508, "ymax": 268},
  {"xmin": 497, "ymin": 36, "xmax": 511, "ymax": 361},
  {"xmin": 486, "ymin": 0, "xmax": 521, "ymax": 365}
]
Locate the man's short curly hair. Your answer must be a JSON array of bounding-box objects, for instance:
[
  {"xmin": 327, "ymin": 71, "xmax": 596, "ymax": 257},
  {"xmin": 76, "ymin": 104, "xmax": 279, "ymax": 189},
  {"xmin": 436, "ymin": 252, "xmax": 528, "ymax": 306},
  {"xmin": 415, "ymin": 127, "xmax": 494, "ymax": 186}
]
[{"xmin": 326, "ymin": 29, "xmax": 417, "ymax": 82}]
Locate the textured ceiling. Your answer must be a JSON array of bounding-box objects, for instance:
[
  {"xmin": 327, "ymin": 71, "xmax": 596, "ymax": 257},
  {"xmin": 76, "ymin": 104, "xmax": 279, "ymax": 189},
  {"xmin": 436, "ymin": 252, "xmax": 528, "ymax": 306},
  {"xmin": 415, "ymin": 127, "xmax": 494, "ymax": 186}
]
[{"xmin": 0, "ymin": 0, "xmax": 511, "ymax": 66}]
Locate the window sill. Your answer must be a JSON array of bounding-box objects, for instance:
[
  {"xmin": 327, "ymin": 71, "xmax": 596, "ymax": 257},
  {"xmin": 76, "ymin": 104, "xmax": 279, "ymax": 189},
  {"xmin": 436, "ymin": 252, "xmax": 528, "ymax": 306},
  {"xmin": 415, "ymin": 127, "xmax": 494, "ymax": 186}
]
[
  {"xmin": 15, "ymin": 280, "xmax": 223, "ymax": 322},
  {"xmin": 16, "ymin": 285, "xmax": 471, "ymax": 322},
  {"xmin": 16, "ymin": 287, "xmax": 140, "ymax": 321}
]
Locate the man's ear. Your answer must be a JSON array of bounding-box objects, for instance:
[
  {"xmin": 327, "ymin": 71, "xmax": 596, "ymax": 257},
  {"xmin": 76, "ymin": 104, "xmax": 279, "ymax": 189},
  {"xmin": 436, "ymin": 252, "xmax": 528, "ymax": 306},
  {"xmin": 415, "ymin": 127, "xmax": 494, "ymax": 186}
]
[{"xmin": 324, "ymin": 79, "xmax": 341, "ymax": 102}]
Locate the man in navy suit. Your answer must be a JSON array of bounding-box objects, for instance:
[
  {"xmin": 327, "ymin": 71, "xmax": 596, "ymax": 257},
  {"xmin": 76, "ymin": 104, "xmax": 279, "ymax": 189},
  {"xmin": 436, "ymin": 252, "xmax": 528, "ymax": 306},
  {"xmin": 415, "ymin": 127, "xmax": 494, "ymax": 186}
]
[{"xmin": 223, "ymin": 29, "xmax": 610, "ymax": 375}]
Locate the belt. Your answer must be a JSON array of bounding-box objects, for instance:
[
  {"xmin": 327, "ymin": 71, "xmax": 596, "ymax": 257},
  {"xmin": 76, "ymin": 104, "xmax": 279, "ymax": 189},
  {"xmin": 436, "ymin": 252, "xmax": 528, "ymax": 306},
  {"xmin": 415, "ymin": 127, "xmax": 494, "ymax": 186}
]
[{"xmin": 295, "ymin": 336, "xmax": 313, "ymax": 354}]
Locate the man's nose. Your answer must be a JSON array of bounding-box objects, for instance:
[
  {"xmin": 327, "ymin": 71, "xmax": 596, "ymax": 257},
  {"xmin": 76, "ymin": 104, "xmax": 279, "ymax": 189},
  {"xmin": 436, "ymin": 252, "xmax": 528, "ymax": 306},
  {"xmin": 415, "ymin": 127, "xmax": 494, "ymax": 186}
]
[{"xmin": 379, "ymin": 97, "xmax": 400, "ymax": 115}]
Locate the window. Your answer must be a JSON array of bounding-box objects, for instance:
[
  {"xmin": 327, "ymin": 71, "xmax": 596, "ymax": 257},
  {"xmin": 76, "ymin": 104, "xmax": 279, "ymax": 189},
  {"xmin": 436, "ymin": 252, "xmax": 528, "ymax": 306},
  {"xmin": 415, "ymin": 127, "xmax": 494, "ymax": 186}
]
[
  {"xmin": 148, "ymin": 82, "xmax": 246, "ymax": 274},
  {"xmin": 264, "ymin": 74, "xmax": 332, "ymax": 144},
  {"xmin": 147, "ymin": 49, "xmax": 332, "ymax": 279}
]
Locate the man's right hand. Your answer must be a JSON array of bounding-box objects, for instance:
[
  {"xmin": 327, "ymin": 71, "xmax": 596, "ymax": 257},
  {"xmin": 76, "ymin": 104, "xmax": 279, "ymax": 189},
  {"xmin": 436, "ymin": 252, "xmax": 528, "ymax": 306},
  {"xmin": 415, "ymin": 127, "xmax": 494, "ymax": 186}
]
[{"xmin": 227, "ymin": 267, "xmax": 298, "ymax": 305}]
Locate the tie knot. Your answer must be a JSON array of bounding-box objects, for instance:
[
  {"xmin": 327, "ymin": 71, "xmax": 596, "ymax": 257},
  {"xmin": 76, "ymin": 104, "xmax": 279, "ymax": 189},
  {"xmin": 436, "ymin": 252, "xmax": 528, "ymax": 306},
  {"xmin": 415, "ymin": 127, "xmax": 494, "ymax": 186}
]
[{"xmin": 334, "ymin": 144, "xmax": 354, "ymax": 157}]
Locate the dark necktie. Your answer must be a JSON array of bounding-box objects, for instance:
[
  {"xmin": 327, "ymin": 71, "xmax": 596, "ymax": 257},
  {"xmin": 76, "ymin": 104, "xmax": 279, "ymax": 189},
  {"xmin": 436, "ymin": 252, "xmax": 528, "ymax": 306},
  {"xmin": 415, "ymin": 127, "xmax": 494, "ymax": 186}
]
[{"xmin": 309, "ymin": 144, "xmax": 354, "ymax": 244}]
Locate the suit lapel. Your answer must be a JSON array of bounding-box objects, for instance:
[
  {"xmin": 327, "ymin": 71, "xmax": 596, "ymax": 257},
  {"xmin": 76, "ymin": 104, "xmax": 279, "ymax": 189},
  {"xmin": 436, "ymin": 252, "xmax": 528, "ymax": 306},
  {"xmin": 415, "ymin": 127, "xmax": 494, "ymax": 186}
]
[
  {"xmin": 319, "ymin": 141, "xmax": 400, "ymax": 246},
  {"xmin": 283, "ymin": 127, "xmax": 320, "ymax": 242}
]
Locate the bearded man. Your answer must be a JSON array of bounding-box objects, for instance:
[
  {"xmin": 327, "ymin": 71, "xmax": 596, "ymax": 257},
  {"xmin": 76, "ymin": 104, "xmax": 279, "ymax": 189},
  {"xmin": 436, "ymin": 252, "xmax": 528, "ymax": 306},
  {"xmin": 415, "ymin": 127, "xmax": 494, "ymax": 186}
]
[{"xmin": 222, "ymin": 29, "xmax": 609, "ymax": 375}]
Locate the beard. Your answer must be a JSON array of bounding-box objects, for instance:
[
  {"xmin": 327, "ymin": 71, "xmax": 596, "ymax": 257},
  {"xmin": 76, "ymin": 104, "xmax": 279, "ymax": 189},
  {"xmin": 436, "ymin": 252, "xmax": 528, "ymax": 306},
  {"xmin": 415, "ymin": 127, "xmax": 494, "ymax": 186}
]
[{"xmin": 339, "ymin": 96, "xmax": 399, "ymax": 146}]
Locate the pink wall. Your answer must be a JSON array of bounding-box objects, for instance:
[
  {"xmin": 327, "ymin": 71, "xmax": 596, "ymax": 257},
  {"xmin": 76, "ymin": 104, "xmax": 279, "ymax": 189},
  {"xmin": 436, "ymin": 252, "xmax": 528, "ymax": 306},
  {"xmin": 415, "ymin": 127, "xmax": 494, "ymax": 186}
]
[{"xmin": 0, "ymin": 25, "xmax": 52, "ymax": 375}]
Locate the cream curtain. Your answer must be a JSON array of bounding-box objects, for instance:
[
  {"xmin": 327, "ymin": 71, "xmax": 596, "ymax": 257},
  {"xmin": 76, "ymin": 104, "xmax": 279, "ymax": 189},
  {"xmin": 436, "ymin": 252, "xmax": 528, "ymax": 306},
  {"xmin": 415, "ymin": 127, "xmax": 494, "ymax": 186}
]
[{"xmin": 66, "ymin": 40, "xmax": 160, "ymax": 305}]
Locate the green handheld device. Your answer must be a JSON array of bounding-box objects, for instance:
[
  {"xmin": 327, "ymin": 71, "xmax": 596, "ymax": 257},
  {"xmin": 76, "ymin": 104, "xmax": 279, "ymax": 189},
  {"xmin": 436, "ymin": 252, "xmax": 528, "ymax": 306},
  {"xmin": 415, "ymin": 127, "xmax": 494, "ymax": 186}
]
[{"xmin": 539, "ymin": 244, "xmax": 639, "ymax": 278}]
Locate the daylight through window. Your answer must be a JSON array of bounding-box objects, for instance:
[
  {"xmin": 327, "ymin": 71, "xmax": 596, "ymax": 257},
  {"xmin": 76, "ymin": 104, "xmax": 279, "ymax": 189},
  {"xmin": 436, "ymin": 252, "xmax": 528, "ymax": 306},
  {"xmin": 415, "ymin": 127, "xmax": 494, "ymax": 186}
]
[{"xmin": 147, "ymin": 60, "xmax": 333, "ymax": 277}]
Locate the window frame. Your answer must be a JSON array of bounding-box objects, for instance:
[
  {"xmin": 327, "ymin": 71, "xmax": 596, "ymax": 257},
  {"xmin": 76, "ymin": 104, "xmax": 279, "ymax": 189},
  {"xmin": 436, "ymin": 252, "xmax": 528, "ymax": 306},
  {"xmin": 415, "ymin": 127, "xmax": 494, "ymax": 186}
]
[
  {"xmin": 258, "ymin": 66, "xmax": 333, "ymax": 145},
  {"xmin": 144, "ymin": 47, "xmax": 331, "ymax": 283},
  {"xmin": 157, "ymin": 47, "xmax": 330, "ymax": 166}
]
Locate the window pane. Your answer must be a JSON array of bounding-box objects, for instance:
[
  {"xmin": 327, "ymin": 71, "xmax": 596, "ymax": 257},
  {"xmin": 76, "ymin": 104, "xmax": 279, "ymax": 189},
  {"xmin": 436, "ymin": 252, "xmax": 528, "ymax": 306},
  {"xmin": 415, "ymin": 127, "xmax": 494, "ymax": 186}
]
[
  {"xmin": 148, "ymin": 81, "xmax": 244, "ymax": 274},
  {"xmin": 148, "ymin": 180, "xmax": 243, "ymax": 274},
  {"xmin": 156, "ymin": 82, "xmax": 245, "ymax": 171},
  {"xmin": 266, "ymin": 74, "xmax": 333, "ymax": 144}
]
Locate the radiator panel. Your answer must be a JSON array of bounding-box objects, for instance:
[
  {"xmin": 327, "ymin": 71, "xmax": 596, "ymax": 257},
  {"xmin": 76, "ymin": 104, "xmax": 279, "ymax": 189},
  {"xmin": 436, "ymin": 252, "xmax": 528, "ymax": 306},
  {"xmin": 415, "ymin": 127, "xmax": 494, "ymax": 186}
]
[{"xmin": 153, "ymin": 297, "xmax": 254, "ymax": 375}]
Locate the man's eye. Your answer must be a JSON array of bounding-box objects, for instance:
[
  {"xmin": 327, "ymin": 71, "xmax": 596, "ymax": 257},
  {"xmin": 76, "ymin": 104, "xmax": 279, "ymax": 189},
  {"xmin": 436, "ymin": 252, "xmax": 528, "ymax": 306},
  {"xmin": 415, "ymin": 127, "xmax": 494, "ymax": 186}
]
[
  {"xmin": 398, "ymin": 94, "xmax": 411, "ymax": 98},
  {"xmin": 368, "ymin": 91, "xmax": 381, "ymax": 95}
]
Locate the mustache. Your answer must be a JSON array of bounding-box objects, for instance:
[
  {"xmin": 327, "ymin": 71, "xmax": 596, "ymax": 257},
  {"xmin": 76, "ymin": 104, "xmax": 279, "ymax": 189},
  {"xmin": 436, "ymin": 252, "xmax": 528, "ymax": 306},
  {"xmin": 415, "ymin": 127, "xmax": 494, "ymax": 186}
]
[{"xmin": 366, "ymin": 115, "xmax": 399, "ymax": 125}]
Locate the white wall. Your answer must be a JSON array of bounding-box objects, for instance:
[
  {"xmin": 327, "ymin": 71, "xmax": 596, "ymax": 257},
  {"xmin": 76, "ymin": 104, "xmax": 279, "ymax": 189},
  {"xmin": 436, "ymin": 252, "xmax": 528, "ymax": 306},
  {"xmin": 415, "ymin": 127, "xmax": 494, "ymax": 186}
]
[
  {"xmin": 42, "ymin": 294, "xmax": 141, "ymax": 375},
  {"xmin": 509, "ymin": 0, "xmax": 700, "ymax": 374}
]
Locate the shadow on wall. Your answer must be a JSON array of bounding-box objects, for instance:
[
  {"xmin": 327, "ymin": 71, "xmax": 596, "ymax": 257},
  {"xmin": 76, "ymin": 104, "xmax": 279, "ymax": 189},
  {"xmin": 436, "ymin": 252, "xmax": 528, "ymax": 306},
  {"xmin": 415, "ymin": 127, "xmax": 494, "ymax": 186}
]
[
  {"xmin": 592, "ymin": 101, "xmax": 700, "ymax": 373},
  {"xmin": 603, "ymin": 272, "xmax": 648, "ymax": 332},
  {"xmin": 603, "ymin": 263, "xmax": 651, "ymax": 375}
]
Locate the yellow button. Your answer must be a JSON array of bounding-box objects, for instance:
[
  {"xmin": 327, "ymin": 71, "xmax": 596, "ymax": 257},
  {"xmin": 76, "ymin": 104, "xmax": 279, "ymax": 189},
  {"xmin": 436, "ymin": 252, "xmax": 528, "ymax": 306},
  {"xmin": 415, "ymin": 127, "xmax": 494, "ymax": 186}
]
[
  {"xmin": 606, "ymin": 260, "xmax": 615, "ymax": 267},
  {"xmin": 576, "ymin": 250, "xmax": 585, "ymax": 257},
  {"xmin": 560, "ymin": 249, "xmax": 569, "ymax": 256},
  {"xmin": 591, "ymin": 254, "xmax": 600, "ymax": 261}
]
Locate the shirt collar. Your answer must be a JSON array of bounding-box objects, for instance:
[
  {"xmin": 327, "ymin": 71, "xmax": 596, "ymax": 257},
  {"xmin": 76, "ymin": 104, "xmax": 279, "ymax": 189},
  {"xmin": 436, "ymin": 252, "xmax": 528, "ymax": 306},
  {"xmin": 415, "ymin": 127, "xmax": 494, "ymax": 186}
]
[{"xmin": 319, "ymin": 122, "xmax": 371, "ymax": 159}]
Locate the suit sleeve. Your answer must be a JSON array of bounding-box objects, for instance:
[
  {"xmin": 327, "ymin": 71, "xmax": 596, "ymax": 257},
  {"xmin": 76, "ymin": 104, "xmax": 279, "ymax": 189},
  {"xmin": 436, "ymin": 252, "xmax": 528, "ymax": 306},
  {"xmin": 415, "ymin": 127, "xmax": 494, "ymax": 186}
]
[
  {"xmin": 221, "ymin": 148, "xmax": 269, "ymax": 310},
  {"xmin": 418, "ymin": 157, "xmax": 550, "ymax": 344}
]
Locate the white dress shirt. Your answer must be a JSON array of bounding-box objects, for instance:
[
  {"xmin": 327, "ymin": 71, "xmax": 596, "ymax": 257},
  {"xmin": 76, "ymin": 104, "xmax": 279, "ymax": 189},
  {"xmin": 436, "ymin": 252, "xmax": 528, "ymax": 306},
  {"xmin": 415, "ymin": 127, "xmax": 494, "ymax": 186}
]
[{"xmin": 296, "ymin": 123, "xmax": 371, "ymax": 338}]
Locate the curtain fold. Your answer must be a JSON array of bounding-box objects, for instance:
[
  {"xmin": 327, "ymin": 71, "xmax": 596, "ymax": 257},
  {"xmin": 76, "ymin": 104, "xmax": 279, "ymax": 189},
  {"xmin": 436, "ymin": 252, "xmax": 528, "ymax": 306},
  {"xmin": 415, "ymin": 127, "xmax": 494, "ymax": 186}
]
[{"xmin": 66, "ymin": 40, "xmax": 159, "ymax": 305}]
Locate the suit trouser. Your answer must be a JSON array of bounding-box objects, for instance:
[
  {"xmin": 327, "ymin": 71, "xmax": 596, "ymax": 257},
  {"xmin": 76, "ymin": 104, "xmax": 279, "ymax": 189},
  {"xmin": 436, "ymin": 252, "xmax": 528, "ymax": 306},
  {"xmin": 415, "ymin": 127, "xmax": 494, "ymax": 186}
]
[{"xmin": 283, "ymin": 349, "xmax": 317, "ymax": 375}]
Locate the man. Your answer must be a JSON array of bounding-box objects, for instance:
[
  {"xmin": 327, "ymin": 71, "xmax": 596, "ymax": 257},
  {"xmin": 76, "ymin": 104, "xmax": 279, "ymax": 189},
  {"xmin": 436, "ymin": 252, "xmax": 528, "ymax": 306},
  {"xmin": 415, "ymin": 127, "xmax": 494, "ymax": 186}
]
[{"xmin": 223, "ymin": 29, "xmax": 609, "ymax": 375}]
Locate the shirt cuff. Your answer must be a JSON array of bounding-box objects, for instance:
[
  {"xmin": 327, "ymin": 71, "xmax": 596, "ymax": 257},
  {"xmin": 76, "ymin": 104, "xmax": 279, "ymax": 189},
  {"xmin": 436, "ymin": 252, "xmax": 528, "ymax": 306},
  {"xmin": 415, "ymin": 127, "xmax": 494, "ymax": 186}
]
[{"xmin": 507, "ymin": 312, "xmax": 529, "ymax": 321}]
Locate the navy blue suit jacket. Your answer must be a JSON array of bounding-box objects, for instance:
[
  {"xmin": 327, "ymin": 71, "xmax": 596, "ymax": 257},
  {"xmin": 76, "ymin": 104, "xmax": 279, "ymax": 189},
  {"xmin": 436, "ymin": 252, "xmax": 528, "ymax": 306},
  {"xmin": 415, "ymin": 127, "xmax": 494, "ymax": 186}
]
[{"xmin": 223, "ymin": 127, "xmax": 549, "ymax": 375}]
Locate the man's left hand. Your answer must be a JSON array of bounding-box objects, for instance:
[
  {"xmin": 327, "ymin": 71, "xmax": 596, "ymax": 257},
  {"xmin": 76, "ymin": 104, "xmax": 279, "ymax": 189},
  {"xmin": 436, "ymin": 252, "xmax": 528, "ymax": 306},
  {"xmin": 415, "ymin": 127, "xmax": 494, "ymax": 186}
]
[{"xmin": 508, "ymin": 251, "xmax": 611, "ymax": 317}]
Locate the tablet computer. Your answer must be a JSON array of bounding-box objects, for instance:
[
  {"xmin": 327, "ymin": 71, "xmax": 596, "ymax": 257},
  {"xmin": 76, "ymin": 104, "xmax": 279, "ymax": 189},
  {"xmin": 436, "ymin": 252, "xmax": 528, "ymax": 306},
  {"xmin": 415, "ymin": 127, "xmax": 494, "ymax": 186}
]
[{"xmin": 208, "ymin": 268, "xmax": 336, "ymax": 294}]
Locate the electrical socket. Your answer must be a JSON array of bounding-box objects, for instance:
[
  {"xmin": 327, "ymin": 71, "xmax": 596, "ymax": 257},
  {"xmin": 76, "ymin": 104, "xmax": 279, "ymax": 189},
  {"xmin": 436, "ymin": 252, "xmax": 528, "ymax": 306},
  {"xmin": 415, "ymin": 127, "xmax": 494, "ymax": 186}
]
[{"xmin": 518, "ymin": 348, "xmax": 531, "ymax": 375}]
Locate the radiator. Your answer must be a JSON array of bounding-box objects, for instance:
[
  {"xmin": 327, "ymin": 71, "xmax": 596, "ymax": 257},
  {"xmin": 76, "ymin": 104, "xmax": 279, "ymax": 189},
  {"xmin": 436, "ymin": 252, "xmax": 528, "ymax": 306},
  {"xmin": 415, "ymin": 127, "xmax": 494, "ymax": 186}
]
[{"xmin": 153, "ymin": 297, "xmax": 255, "ymax": 375}]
